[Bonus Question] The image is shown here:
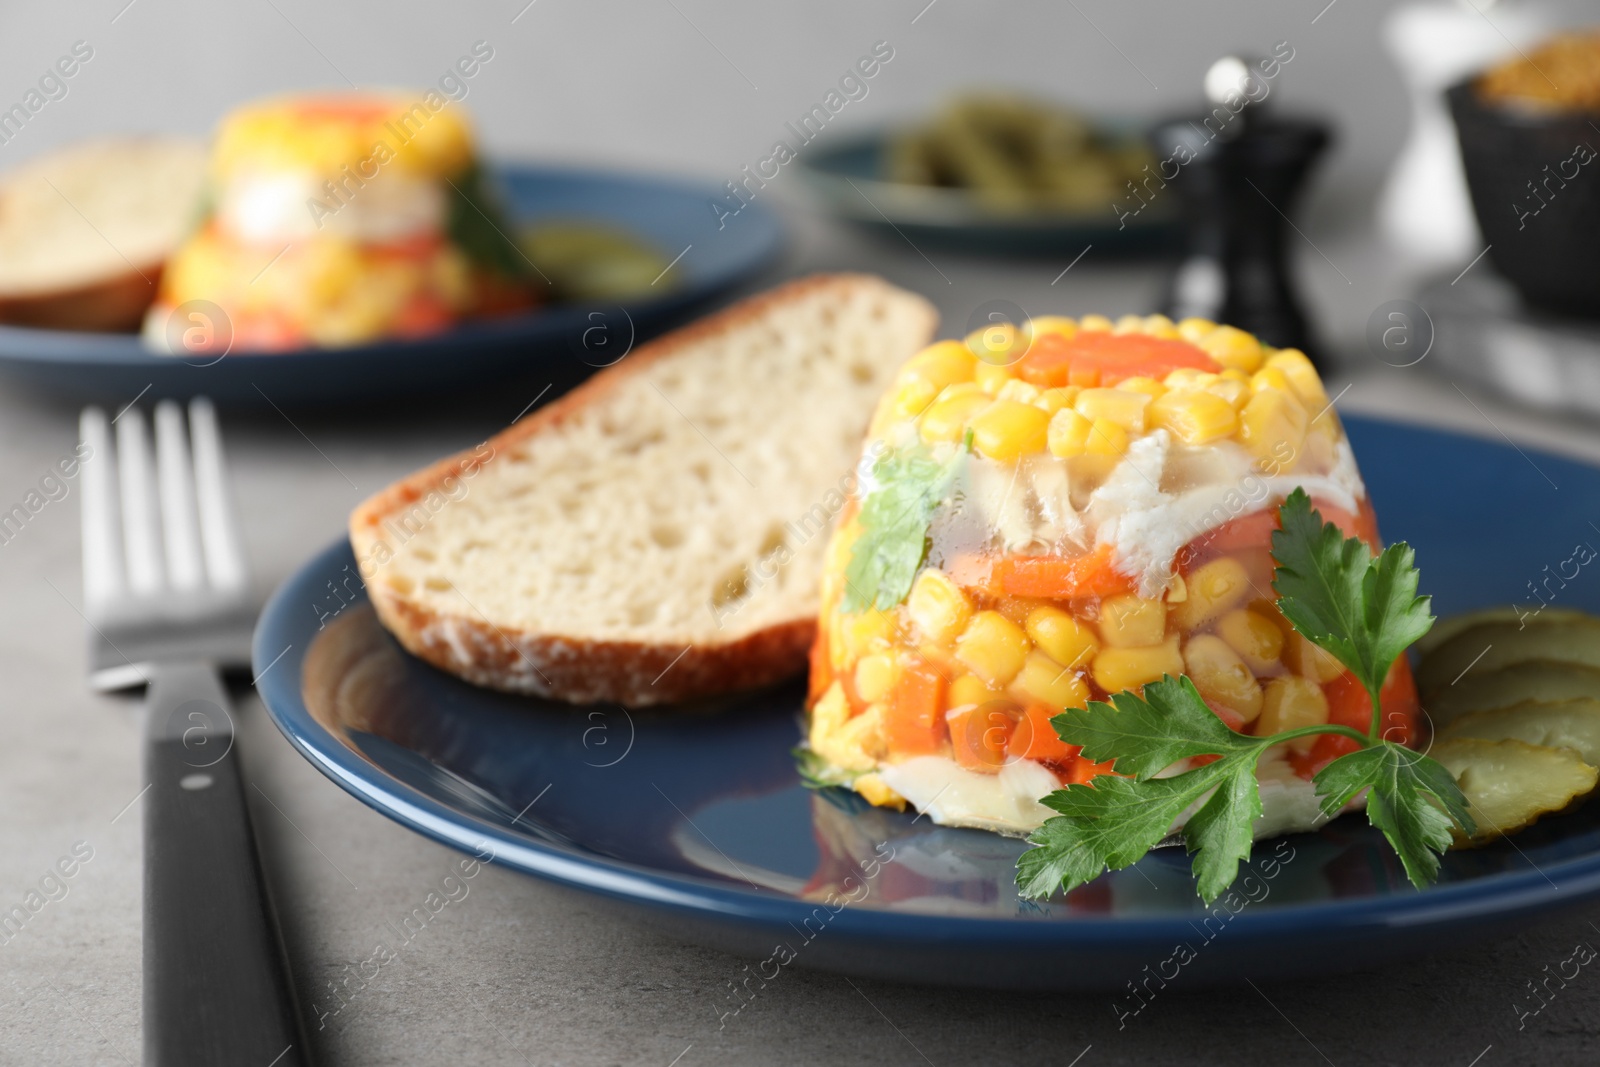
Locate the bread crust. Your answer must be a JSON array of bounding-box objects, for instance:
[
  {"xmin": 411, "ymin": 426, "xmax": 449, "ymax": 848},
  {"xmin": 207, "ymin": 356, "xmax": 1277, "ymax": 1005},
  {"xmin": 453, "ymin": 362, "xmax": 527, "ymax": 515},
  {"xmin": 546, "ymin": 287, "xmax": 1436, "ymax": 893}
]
[
  {"xmin": 349, "ymin": 273, "xmax": 938, "ymax": 706},
  {"xmin": 0, "ymin": 266, "xmax": 160, "ymax": 332}
]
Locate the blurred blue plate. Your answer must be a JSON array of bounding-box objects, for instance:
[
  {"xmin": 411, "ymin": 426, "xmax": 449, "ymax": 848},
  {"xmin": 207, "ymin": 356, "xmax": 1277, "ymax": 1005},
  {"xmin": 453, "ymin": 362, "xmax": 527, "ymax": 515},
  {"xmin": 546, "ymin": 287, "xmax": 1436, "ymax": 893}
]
[
  {"xmin": 796, "ymin": 131, "xmax": 1178, "ymax": 257},
  {"xmin": 254, "ymin": 415, "xmax": 1600, "ymax": 989},
  {"xmin": 0, "ymin": 165, "xmax": 782, "ymax": 405}
]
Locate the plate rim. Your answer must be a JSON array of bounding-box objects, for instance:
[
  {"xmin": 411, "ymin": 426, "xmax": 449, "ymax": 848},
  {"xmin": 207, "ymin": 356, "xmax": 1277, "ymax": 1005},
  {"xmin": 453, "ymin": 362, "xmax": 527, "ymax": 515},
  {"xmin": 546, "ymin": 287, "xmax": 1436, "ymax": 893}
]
[{"xmin": 252, "ymin": 413, "xmax": 1600, "ymax": 946}]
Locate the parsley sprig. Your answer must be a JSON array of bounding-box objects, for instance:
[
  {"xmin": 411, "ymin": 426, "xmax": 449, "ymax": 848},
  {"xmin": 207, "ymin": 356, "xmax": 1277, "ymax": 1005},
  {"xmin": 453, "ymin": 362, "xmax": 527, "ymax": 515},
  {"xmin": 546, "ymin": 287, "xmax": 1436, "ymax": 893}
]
[
  {"xmin": 1017, "ymin": 488, "xmax": 1474, "ymax": 902},
  {"xmin": 842, "ymin": 436, "xmax": 968, "ymax": 614}
]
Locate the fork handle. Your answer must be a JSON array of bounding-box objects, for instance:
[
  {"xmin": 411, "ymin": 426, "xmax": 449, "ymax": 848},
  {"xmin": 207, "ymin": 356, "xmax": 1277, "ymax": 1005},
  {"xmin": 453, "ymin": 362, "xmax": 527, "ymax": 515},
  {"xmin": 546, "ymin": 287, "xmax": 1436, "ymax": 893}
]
[{"xmin": 143, "ymin": 662, "xmax": 308, "ymax": 1067}]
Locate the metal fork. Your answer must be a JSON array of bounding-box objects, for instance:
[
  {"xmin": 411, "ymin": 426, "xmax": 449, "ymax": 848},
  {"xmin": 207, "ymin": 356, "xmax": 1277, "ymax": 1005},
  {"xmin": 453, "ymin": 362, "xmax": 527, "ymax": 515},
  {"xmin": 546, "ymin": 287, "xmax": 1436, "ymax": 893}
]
[{"xmin": 79, "ymin": 398, "xmax": 308, "ymax": 1067}]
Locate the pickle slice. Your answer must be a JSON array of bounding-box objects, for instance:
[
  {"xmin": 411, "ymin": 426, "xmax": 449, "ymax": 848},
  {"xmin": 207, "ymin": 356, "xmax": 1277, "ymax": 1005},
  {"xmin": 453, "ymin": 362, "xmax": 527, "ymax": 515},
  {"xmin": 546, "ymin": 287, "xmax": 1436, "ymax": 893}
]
[
  {"xmin": 1429, "ymin": 737, "xmax": 1598, "ymax": 847},
  {"xmin": 1440, "ymin": 698, "xmax": 1600, "ymax": 765},
  {"xmin": 1426, "ymin": 662, "xmax": 1600, "ymax": 722},
  {"xmin": 1416, "ymin": 618, "xmax": 1600, "ymax": 697},
  {"xmin": 1416, "ymin": 605, "xmax": 1590, "ymax": 657}
]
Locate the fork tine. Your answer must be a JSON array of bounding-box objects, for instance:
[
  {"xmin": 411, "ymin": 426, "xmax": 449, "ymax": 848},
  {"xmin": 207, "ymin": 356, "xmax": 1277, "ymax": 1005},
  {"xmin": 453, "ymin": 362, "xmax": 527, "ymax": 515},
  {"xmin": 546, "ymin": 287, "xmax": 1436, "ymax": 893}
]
[
  {"xmin": 188, "ymin": 397, "xmax": 247, "ymax": 593},
  {"xmin": 154, "ymin": 400, "xmax": 204, "ymax": 592},
  {"xmin": 115, "ymin": 407, "xmax": 164, "ymax": 596},
  {"xmin": 79, "ymin": 407, "xmax": 124, "ymax": 611}
]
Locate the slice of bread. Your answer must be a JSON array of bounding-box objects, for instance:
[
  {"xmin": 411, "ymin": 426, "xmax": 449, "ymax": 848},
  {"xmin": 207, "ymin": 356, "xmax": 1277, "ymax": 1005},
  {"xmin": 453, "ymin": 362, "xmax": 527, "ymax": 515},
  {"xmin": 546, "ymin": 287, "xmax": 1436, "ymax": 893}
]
[
  {"xmin": 350, "ymin": 274, "xmax": 939, "ymax": 705},
  {"xmin": 0, "ymin": 137, "xmax": 207, "ymax": 331}
]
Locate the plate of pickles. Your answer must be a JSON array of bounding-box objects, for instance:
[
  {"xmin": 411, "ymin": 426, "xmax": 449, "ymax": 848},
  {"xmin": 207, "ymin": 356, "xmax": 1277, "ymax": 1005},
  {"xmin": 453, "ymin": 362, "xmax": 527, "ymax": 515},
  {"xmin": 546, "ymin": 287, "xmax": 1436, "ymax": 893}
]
[{"xmin": 798, "ymin": 92, "xmax": 1178, "ymax": 254}]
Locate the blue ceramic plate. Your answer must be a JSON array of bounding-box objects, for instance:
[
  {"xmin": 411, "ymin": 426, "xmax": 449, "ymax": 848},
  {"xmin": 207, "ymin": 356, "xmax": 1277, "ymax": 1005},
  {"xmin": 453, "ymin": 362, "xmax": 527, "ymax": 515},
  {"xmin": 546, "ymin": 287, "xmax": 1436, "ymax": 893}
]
[
  {"xmin": 0, "ymin": 165, "xmax": 782, "ymax": 404},
  {"xmin": 795, "ymin": 131, "xmax": 1179, "ymax": 256},
  {"xmin": 254, "ymin": 415, "xmax": 1600, "ymax": 989}
]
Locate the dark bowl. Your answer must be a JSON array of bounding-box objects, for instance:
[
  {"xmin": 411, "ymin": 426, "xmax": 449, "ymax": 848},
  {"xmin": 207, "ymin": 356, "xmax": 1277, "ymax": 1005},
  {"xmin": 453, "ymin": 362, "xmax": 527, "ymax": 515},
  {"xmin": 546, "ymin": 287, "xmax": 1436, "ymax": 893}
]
[{"xmin": 1448, "ymin": 79, "xmax": 1600, "ymax": 318}]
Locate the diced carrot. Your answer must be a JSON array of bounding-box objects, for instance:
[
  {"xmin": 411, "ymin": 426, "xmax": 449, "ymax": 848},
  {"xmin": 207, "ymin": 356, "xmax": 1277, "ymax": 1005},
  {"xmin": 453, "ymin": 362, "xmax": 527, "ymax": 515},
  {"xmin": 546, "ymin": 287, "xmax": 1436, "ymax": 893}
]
[
  {"xmin": 807, "ymin": 628, "xmax": 833, "ymax": 704},
  {"xmin": 1015, "ymin": 330, "xmax": 1220, "ymax": 389},
  {"xmin": 1067, "ymin": 753, "xmax": 1119, "ymax": 785},
  {"xmin": 949, "ymin": 703, "xmax": 1018, "ymax": 772},
  {"xmin": 994, "ymin": 544, "xmax": 1134, "ymax": 599},
  {"xmin": 1008, "ymin": 703, "xmax": 1079, "ymax": 762},
  {"xmin": 884, "ymin": 659, "xmax": 949, "ymax": 756}
]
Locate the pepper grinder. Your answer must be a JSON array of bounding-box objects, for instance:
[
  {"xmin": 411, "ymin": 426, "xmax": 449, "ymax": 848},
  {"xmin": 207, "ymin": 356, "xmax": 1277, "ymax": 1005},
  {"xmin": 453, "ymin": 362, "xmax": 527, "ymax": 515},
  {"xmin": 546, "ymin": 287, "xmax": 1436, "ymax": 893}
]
[{"xmin": 1153, "ymin": 56, "xmax": 1331, "ymax": 367}]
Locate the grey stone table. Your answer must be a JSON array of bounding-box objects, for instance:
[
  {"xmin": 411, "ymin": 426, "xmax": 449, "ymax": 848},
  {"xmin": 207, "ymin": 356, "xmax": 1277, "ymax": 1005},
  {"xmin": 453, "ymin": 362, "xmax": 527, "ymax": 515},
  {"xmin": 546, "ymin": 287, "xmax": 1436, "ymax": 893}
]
[{"xmin": 4, "ymin": 192, "xmax": 1599, "ymax": 1067}]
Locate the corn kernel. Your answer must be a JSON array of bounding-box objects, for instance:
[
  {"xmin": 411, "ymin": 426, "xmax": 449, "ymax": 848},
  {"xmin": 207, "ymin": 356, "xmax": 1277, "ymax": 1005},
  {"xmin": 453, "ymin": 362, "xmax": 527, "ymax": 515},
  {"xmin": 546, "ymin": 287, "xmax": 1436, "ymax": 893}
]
[
  {"xmin": 902, "ymin": 341, "xmax": 977, "ymax": 391},
  {"xmin": 1285, "ymin": 631, "xmax": 1346, "ymax": 683},
  {"xmin": 974, "ymin": 359, "xmax": 1016, "ymax": 394},
  {"xmin": 919, "ymin": 392, "xmax": 991, "ymax": 444},
  {"xmin": 1198, "ymin": 325, "xmax": 1264, "ymax": 373},
  {"xmin": 1117, "ymin": 376, "xmax": 1166, "ymax": 400},
  {"xmin": 965, "ymin": 322, "xmax": 1027, "ymax": 367},
  {"xmin": 1027, "ymin": 316, "xmax": 1077, "ymax": 339},
  {"xmin": 1183, "ymin": 634, "xmax": 1263, "ymax": 723},
  {"xmin": 996, "ymin": 379, "xmax": 1044, "ymax": 405},
  {"xmin": 854, "ymin": 653, "xmax": 900, "ymax": 704},
  {"xmin": 936, "ymin": 382, "xmax": 987, "ymax": 402},
  {"xmin": 1014, "ymin": 650, "xmax": 1090, "ymax": 709},
  {"xmin": 1034, "ymin": 386, "xmax": 1081, "ymax": 415},
  {"xmin": 1025, "ymin": 606, "xmax": 1100, "ymax": 669},
  {"xmin": 1177, "ymin": 317, "xmax": 1216, "ymax": 344},
  {"xmin": 949, "ymin": 673, "xmax": 1004, "ymax": 709},
  {"xmin": 1048, "ymin": 408, "xmax": 1092, "ymax": 458},
  {"xmin": 829, "ymin": 701, "xmax": 889, "ymax": 767},
  {"xmin": 955, "ymin": 610, "xmax": 1032, "ymax": 686},
  {"xmin": 1085, "ymin": 417, "xmax": 1129, "ymax": 456},
  {"xmin": 1113, "ymin": 314, "xmax": 1144, "ymax": 335},
  {"xmin": 1255, "ymin": 675, "xmax": 1330, "ymax": 752},
  {"xmin": 1149, "ymin": 389, "xmax": 1239, "ymax": 445},
  {"xmin": 854, "ymin": 773, "xmax": 905, "ymax": 810},
  {"xmin": 1166, "ymin": 573, "xmax": 1189, "ymax": 603},
  {"xmin": 810, "ymin": 682, "xmax": 877, "ymax": 772},
  {"xmin": 996, "ymin": 596, "xmax": 1044, "ymax": 628},
  {"xmin": 1142, "ymin": 313, "xmax": 1178, "ymax": 337},
  {"xmin": 1216, "ymin": 608, "xmax": 1284, "ymax": 674},
  {"xmin": 1250, "ymin": 365, "xmax": 1293, "ymax": 395},
  {"xmin": 1164, "ymin": 367, "xmax": 1213, "ymax": 389},
  {"xmin": 1075, "ymin": 388, "xmax": 1151, "ymax": 434},
  {"xmin": 1265, "ymin": 348, "xmax": 1328, "ymax": 411},
  {"xmin": 884, "ymin": 378, "xmax": 938, "ymax": 422},
  {"xmin": 1206, "ymin": 377, "xmax": 1251, "ymax": 411},
  {"xmin": 840, "ymin": 609, "xmax": 897, "ymax": 660},
  {"xmin": 970, "ymin": 399, "xmax": 1050, "ymax": 461},
  {"xmin": 1172, "ymin": 557, "xmax": 1251, "ymax": 630},
  {"xmin": 1238, "ymin": 387, "xmax": 1308, "ymax": 466},
  {"xmin": 1219, "ymin": 368, "xmax": 1250, "ymax": 383},
  {"xmin": 907, "ymin": 569, "xmax": 973, "ymax": 644},
  {"xmin": 1079, "ymin": 314, "xmax": 1113, "ymax": 332},
  {"xmin": 1093, "ymin": 634, "xmax": 1183, "ymax": 694},
  {"xmin": 1098, "ymin": 594, "xmax": 1168, "ymax": 648}
]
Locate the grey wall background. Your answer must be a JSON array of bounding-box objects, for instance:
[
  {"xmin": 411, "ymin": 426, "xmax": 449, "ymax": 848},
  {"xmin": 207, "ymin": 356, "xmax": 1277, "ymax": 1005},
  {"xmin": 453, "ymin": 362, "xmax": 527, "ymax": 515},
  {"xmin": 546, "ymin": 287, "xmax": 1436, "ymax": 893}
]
[{"xmin": 0, "ymin": 0, "xmax": 1591, "ymax": 213}]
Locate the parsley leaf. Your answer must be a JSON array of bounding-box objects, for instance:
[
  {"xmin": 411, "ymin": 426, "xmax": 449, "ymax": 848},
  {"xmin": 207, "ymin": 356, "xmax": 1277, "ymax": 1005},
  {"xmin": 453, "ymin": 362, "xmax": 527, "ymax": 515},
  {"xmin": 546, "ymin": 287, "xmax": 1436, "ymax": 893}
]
[
  {"xmin": 1017, "ymin": 491, "xmax": 1471, "ymax": 906},
  {"xmin": 1053, "ymin": 675, "xmax": 1257, "ymax": 780},
  {"xmin": 1023, "ymin": 677, "xmax": 1268, "ymax": 903},
  {"xmin": 1272, "ymin": 488, "xmax": 1434, "ymax": 720},
  {"xmin": 791, "ymin": 746, "xmax": 857, "ymax": 790},
  {"xmin": 841, "ymin": 439, "xmax": 967, "ymax": 613},
  {"xmin": 1313, "ymin": 742, "xmax": 1475, "ymax": 888}
]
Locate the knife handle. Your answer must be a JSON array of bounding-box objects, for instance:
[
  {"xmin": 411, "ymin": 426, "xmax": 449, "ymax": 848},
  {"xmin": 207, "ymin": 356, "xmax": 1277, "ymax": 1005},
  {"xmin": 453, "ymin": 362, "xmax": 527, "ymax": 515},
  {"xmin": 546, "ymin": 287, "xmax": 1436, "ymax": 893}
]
[{"xmin": 143, "ymin": 662, "xmax": 308, "ymax": 1067}]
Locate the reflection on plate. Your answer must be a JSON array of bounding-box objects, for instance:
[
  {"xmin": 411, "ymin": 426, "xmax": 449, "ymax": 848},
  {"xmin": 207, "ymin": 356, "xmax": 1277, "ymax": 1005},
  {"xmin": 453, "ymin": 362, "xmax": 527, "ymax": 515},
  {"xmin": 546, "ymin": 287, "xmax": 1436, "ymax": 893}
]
[
  {"xmin": 256, "ymin": 416, "xmax": 1600, "ymax": 989},
  {"xmin": 0, "ymin": 165, "xmax": 782, "ymax": 404},
  {"xmin": 797, "ymin": 132, "xmax": 1178, "ymax": 256}
]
